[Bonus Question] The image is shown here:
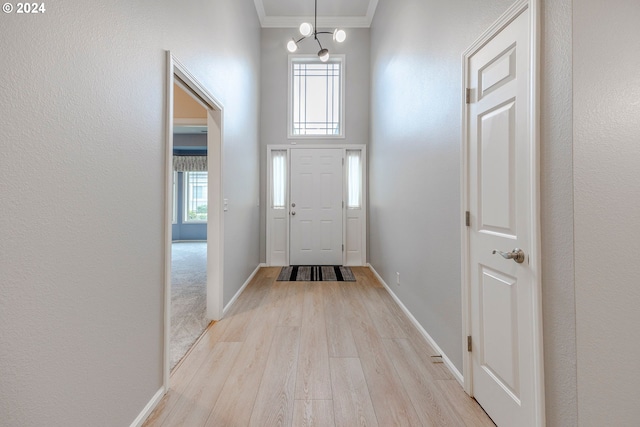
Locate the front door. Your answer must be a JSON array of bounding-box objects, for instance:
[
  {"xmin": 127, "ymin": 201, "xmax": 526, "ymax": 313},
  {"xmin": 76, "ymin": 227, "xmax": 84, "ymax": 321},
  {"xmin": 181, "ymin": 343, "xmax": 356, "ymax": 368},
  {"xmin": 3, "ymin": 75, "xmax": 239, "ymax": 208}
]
[
  {"xmin": 290, "ymin": 148, "xmax": 343, "ymax": 265},
  {"xmin": 467, "ymin": 4, "xmax": 542, "ymax": 426}
]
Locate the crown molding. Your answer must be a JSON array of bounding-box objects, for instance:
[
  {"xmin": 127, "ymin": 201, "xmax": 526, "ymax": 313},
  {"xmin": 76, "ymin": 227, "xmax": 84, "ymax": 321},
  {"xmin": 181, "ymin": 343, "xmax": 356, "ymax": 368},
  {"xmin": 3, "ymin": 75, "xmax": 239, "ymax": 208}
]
[
  {"xmin": 261, "ymin": 15, "xmax": 371, "ymax": 28},
  {"xmin": 365, "ymin": 0, "xmax": 379, "ymax": 25},
  {"xmin": 253, "ymin": 0, "xmax": 266, "ymax": 23},
  {"xmin": 253, "ymin": 0, "xmax": 379, "ymax": 28}
]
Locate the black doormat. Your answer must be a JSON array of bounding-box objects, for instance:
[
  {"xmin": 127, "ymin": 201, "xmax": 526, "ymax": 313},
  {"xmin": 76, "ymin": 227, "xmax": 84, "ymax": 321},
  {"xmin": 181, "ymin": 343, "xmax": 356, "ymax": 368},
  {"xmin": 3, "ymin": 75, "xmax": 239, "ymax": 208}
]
[{"xmin": 277, "ymin": 266, "xmax": 356, "ymax": 282}]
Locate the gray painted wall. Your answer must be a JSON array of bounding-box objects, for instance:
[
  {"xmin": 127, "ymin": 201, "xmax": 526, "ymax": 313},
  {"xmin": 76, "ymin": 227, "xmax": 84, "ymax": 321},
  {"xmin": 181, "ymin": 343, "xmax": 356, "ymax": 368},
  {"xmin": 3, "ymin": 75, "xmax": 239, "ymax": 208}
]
[
  {"xmin": 573, "ymin": 0, "xmax": 640, "ymax": 425},
  {"xmin": 370, "ymin": 0, "xmax": 578, "ymax": 425},
  {"xmin": 259, "ymin": 28, "xmax": 371, "ymax": 262},
  {"xmin": 369, "ymin": 0, "xmax": 514, "ymax": 374},
  {"xmin": 0, "ymin": 0, "xmax": 261, "ymax": 425},
  {"xmin": 540, "ymin": 0, "xmax": 577, "ymax": 424}
]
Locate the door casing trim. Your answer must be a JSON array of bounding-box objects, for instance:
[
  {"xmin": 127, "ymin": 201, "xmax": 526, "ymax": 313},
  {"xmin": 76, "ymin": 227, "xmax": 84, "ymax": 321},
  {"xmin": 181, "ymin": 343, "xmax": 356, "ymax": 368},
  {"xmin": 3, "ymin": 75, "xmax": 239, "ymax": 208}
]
[{"xmin": 164, "ymin": 52, "xmax": 225, "ymax": 392}]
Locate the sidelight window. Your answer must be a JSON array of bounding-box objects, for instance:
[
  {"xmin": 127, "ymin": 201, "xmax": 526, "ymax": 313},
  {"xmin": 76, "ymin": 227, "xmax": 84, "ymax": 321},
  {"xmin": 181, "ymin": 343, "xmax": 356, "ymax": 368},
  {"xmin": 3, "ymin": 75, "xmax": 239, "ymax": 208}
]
[
  {"xmin": 346, "ymin": 150, "xmax": 362, "ymax": 209},
  {"xmin": 272, "ymin": 150, "xmax": 287, "ymax": 209}
]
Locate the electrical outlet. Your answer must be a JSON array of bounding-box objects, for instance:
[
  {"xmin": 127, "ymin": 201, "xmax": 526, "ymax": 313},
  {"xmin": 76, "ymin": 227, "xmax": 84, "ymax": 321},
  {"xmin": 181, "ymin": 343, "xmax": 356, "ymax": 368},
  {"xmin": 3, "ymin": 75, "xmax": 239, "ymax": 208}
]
[{"xmin": 396, "ymin": 272, "xmax": 400, "ymax": 286}]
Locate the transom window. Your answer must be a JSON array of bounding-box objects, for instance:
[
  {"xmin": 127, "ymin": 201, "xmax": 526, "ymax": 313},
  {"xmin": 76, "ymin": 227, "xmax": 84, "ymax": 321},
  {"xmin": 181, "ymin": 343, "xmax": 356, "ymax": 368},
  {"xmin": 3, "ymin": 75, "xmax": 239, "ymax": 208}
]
[{"xmin": 289, "ymin": 55, "xmax": 344, "ymax": 138}]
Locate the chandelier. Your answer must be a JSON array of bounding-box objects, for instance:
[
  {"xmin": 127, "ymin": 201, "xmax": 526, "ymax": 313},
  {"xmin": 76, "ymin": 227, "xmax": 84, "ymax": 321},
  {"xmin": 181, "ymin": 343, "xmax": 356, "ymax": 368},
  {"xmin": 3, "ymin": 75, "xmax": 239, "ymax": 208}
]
[{"xmin": 286, "ymin": 0, "xmax": 347, "ymax": 62}]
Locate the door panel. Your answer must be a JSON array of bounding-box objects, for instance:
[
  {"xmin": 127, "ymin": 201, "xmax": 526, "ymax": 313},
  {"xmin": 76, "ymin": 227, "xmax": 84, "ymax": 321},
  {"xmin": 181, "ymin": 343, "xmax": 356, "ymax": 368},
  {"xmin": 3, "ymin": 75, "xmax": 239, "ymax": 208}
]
[
  {"xmin": 467, "ymin": 6, "xmax": 536, "ymax": 427},
  {"xmin": 479, "ymin": 45, "xmax": 517, "ymax": 99},
  {"xmin": 479, "ymin": 100, "xmax": 516, "ymax": 237},
  {"xmin": 290, "ymin": 149, "xmax": 343, "ymax": 265},
  {"xmin": 480, "ymin": 267, "xmax": 519, "ymax": 399}
]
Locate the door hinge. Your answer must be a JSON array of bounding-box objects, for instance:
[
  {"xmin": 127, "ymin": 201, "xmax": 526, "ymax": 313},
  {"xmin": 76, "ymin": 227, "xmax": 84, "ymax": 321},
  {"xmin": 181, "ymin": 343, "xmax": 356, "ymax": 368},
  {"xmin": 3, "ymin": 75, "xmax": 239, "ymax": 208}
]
[
  {"xmin": 467, "ymin": 335, "xmax": 472, "ymax": 352},
  {"xmin": 465, "ymin": 88, "xmax": 472, "ymax": 104},
  {"xmin": 342, "ymin": 201, "xmax": 344, "ymax": 208},
  {"xmin": 465, "ymin": 211, "xmax": 470, "ymax": 227},
  {"xmin": 342, "ymin": 244, "xmax": 344, "ymax": 252}
]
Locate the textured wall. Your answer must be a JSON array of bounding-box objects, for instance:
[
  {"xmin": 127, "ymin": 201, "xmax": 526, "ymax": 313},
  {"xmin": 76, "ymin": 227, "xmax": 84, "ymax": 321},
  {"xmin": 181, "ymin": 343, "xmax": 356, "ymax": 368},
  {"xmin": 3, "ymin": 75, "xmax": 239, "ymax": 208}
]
[
  {"xmin": 539, "ymin": 0, "xmax": 578, "ymax": 424},
  {"xmin": 259, "ymin": 28, "xmax": 371, "ymax": 263},
  {"xmin": 369, "ymin": 0, "xmax": 513, "ymax": 373},
  {"xmin": 573, "ymin": 0, "xmax": 640, "ymax": 424},
  {"xmin": 0, "ymin": 1, "xmax": 261, "ymax": 425}
]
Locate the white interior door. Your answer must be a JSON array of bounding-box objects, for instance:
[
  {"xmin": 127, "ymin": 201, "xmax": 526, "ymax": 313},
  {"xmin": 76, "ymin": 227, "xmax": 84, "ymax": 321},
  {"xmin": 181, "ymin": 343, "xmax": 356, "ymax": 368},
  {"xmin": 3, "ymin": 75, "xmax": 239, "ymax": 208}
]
[
  {"xmin": 467, "ymin": 5, "xmax": 541, "ymax": 426},
  {"xmin": 290, "ymin": 148, "xmax": 343, "ymax": 265}
]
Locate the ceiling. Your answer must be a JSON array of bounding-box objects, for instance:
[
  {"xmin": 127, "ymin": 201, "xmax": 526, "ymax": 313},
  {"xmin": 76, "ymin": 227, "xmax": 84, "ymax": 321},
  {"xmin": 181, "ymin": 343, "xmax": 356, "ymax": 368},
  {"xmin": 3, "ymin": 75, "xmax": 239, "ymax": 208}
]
[
  {"xmin": 174, "ymin": 83, "xmax": 208, "ymax": 135},
  {"xmin": 254, "ymin": 0, "xmax": 379, "ymax": 28}
]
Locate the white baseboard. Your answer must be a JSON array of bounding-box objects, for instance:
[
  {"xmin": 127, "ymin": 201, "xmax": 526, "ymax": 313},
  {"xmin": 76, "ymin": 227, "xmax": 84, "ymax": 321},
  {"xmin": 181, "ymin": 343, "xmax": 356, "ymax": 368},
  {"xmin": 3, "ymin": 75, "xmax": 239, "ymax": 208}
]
[
  {"xmin": 130, "ymin": 387, "xmax": 165, "ymax": 427},
  {"xmin": 367, "ymin": 264, "xmax": 464, "ymax": 385},
  {"xmin": 223, "ymin": 264, "xmax": 265, "ymax": 315}
]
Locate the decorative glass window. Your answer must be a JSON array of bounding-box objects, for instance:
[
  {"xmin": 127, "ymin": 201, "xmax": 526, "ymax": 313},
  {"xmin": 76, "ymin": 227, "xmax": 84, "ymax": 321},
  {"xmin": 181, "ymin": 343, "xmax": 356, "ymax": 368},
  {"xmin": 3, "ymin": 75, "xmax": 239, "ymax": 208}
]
[
  {"xmin": 346, "ymin": 150, "xmax": 362, "ymax": 209},
  {"xmin": 289, "ymin": 56, "xmax": 344, "ymax": 137},
  {"xmin": 272, "ymin": 150, "xmax": 287, "ymax": 209},
  {"xmin": 184, "ymin": 171, "xmax": 208, "ymax": 222}
]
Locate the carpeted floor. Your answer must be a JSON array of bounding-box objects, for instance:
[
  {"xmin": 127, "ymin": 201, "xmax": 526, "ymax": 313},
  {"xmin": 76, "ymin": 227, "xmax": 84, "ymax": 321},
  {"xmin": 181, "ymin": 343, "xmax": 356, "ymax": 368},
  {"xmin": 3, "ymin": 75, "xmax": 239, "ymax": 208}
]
[{"xmin": 171, "ymin": 242, "xmax": 209, "ymax": 370}]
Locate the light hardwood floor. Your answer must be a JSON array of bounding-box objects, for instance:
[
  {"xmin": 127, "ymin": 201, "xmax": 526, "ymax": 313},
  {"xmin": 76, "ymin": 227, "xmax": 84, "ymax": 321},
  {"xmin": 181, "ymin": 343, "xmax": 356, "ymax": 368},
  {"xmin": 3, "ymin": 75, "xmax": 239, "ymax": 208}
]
[{"xmin": 143, "ymin": 267, "xmax": 495, "ymax": 427}]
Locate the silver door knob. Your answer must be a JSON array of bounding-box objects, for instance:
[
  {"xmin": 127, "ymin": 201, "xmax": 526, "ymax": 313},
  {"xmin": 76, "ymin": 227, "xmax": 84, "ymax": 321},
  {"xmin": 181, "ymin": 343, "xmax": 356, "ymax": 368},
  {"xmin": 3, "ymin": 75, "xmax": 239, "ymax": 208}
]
[
  {"xmin": 291, "ymin": 211, "xmax": 296, "ymax": 216},
  {"xmin": 492, "ymin": 248, "xmax": 525, "ymax": 264},
  {"xmin": 291, "ymin": 202, "xmax": 296, "ymax": 208}
]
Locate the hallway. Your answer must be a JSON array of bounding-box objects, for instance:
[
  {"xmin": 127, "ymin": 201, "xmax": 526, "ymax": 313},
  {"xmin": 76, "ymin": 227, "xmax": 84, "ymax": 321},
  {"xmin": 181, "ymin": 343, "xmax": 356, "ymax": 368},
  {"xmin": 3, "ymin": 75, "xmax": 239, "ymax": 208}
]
[{"xmin": 144, "ymin": 267, "xmax": 494, "ymax": 426}]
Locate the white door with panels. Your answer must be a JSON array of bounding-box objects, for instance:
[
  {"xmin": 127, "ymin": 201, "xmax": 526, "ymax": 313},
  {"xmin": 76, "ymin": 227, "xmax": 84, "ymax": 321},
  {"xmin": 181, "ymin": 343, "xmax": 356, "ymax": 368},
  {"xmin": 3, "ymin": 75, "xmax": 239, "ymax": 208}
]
[
  {"xmin": 466, "ymin": 2, "xmax": 543, "ymax": 426},
  {"xmin": 290, "ymin": 148, "xmax": 343, "ymax": 265}
]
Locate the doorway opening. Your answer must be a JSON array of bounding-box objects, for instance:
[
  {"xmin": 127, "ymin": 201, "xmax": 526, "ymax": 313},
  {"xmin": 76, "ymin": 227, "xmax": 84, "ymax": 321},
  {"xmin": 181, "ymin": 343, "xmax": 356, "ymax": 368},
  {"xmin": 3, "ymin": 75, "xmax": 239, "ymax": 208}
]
[
  {"xmin": 164, "ymin": 52, "xmax": 224, "ymax": 390},
  {"xmin": 170, "ymin": 82, "xmax": 209, "ymax": 370}
]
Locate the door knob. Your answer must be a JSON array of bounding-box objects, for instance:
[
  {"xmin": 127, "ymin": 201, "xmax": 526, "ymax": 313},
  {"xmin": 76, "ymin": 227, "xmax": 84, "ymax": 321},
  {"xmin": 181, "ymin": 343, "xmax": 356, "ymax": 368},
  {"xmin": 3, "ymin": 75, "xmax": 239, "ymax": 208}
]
[
  {"xmin": 492, "ymin": 248, "xmax": 525, "ymax": 264},
  {"xmin": 291, "ymin": 202, "xmax": 296, "ymax": 208},
  {"xmin": 291, "ymin": 211, "xmax": 296, "ymax": 216}
]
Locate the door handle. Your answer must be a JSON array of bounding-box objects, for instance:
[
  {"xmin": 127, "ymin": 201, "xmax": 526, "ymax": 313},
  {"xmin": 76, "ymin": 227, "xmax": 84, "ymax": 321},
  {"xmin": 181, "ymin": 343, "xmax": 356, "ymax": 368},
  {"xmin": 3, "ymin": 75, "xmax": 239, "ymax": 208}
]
[
  {"xmin": 291, "ymin": 211, "xmax": 296, "ymax": 216},
  {"xmin": 492, "ymin": 248, "xmax": 525, "ymax": 264}
]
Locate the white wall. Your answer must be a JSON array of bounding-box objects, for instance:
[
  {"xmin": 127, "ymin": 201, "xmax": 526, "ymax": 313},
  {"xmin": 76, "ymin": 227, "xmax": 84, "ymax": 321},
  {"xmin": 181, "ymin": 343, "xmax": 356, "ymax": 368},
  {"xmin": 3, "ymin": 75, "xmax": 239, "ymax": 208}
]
[
  {"xmin": 0, "ymin": 1, "xmax": 261, "ymax": 425},
  {"xmin": 259, "ymin": 28, "xmax": 371, "ymax": 262},
  {"xmin": 573, "ymin": 0, "xmax": 640, "ymax": 425},
  {"xmin": 370, "ymin": 0, "xmax": 578, "ymax": 425}
]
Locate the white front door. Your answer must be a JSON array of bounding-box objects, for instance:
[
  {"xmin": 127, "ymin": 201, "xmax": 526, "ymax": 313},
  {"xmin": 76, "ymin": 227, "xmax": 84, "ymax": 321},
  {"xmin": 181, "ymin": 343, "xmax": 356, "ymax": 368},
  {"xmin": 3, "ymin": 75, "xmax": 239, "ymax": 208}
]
[
  {"xmin": 290, "ymin": 148, "xmax": 343, "ymax": 265},
  {"xmin": 467, "ymin": 4, "xmax": 542, "ymax": 426}
]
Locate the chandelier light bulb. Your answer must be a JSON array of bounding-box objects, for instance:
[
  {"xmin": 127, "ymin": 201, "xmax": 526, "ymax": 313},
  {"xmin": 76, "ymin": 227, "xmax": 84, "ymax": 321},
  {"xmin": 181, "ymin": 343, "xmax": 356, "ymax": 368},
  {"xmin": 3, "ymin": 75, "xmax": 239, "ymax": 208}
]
[
  {"xmin": 299, "ymin": 22, "xmax": 313, "ymax": 37},
  {"xmin": 318, "ymin": 48, "xmax": 330, "ymax": 62},
  {"xmin": 333, "ymin": 29, "xmax": 346, "ymax": 43},
  {"xmin": 287, "ymin": 40, "xmax": 298, "ymax": 53}
]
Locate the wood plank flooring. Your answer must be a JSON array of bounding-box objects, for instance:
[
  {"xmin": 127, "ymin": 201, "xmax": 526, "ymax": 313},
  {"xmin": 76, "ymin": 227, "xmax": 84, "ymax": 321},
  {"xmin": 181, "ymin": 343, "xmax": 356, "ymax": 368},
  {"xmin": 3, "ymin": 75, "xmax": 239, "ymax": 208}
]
[{"xmin": 143, "ymin": 267, "xmax": 495, "ymax": 427}]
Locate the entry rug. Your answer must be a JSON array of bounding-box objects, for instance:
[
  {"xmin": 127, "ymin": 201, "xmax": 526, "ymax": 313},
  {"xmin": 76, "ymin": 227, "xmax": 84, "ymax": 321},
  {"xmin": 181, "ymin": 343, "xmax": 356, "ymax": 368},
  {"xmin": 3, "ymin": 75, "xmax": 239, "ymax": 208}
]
[{"xmin": 277, "ymin": 266, "xmax": 356, "ymax": 282}]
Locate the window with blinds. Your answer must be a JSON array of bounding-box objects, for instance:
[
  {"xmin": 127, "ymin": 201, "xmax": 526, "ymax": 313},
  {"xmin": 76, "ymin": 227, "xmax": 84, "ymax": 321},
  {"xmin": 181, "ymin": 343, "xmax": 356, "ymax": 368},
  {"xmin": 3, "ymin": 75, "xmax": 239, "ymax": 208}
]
[
  {"xmin": 172, "ymin": 172, "xmax": 178, "ymax": 224},
  {"xmin": 184, "ymin": 171, "xmax": 208, "ymax": 222}
]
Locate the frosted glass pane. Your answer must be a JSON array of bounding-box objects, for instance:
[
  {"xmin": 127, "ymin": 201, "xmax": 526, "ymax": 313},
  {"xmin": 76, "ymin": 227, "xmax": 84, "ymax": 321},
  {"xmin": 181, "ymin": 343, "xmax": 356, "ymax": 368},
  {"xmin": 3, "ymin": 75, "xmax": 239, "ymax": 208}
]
[
  {"xmin": 272, "ymin": 150, "xmax": 287, "ymax": 209},
  {"xmin": 347, "ymin": 150, "xmax": 362, "ymax": 209}
]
